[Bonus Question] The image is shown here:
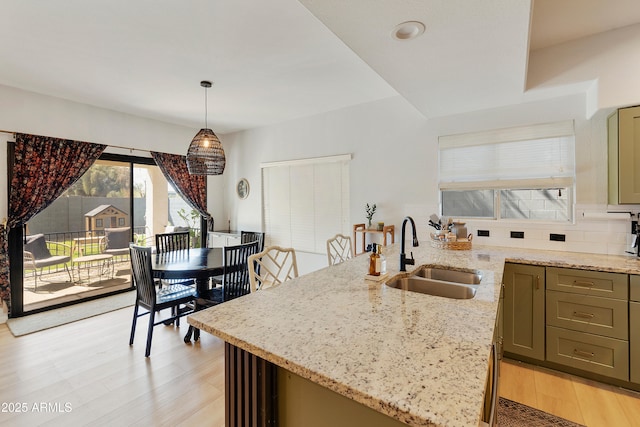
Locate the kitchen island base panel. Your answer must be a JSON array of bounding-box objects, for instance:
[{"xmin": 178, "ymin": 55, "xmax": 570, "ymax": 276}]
[
  {"xmin": 278, "ymin": 368, "xmax": 409, "ymax": 427},
  {"xmin": 224, "ymin": 342, "xmax": 409, "ymax": 427}
]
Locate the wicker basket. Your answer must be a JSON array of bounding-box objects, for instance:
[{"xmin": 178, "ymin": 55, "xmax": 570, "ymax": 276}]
[{"xmin": 429, "ymin": 238, "xmax": 472, "ymax": 250}]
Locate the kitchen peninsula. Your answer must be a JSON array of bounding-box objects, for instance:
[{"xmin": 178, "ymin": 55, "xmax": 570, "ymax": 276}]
[{"xmin": 188, "ymin": 242, "xmax": 640, "ymax": 426}]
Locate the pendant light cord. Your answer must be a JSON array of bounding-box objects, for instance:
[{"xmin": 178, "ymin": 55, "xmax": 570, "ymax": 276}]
[{"xmin": 204, "ymin": 86, "xmax": 208, "ymax": 129}]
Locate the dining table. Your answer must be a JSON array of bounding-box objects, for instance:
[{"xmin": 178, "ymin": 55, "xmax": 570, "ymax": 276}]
[{"xmin": 150, "ymin": 247, "xmax": 224, "ymax": 342}]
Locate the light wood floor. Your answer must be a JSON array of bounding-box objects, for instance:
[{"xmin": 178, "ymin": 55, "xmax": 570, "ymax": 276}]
[
  {"xmin": 500, "ymin": 358, "xmax": 640, "ymax": 426},
  {"xmin": 1, "ymin": 307, "xmax": 639, "ymax": 427},
  {"xmin": 0, "ymin": 307, "xmax": 225, "ymax": 426}
]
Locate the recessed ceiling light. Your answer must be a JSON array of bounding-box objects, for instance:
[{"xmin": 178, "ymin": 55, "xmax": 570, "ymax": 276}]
[{"xmin": 392, "ymin": 21, "xmax": 425, "ymax": 40}]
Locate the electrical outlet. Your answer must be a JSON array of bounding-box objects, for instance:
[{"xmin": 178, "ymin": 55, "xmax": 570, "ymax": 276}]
[
  {"xmin": 550, "ymin": 233, "xmax": 566, "ymax": 242},
  {"xmin": 510, "ymin": 231, "xmax": 524, "ymax": 239},
  {"xmin": 477, "ymin": 230, "xmax": 490, "ymax": 237},
  {"xmin": 632, "ymin": 221, "xmax": 638, "ymax": 234}
]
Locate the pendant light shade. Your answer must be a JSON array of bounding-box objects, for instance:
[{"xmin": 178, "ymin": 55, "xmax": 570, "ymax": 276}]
[{"xmin": 186, "ymin": 81, "xmax": 226, "ymax": 175}]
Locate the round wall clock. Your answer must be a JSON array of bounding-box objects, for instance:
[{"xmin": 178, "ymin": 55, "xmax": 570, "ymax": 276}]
[{"xmin": 237, "ymin": 178, "xmax": 250, "ymax": 199}]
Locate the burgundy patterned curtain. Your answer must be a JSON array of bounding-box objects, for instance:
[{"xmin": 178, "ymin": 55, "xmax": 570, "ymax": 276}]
[
  {"xmin": 0, "ymin": 223, "xmax": 8, "ymax": 310},
  {"xmin": 150, "ymin": 151, "xmax": 213, "ymax": 230},
  {"xmin": 1, "ymin": 133, "xmax": 105, "ymax": 308},
  {"xmin": 9, "ymin": 133, "xmax": 107, "ymax": 228}
]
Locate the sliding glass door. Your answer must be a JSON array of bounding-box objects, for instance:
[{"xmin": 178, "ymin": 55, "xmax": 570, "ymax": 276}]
[
  {"xmin": 21, "ymin": 158, "xmax": 135, "ymax": 311},
  {"xmin": 13, "ymin": 153, "xmax": 202, "ymax": 315}
]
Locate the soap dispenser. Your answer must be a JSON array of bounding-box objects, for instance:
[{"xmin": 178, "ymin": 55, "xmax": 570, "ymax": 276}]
[
  {"xmin": 369, "ymin": 243, "xmax": 381, "ymax": 276},
  {"xmin": 378, "ymin": 244, "xmax": 386, "ymax": 275}
]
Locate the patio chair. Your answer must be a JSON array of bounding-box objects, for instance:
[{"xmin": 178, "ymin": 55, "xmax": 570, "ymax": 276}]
[
  {"xmin": 23, "ymin": 234, "xmax": 72, "ymax": 291},
  {"xmin": 101, "ymin": 227, "xmax": 132, "ymax": 261}
]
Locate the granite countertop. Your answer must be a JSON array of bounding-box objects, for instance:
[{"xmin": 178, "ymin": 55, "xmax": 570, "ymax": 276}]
[{"xmin": 187, "ymin": 242, "xmax": 640, "ymax": 427}]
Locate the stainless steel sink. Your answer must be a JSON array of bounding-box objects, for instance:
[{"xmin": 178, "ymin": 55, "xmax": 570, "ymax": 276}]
[
  {"xmin": 385, "ymin": 276, "xmax": 477, "ymax": 299},
  {"xmin": 384, "ymin": 265, "xmax": 481, "ymax": 299},
  {"xmin": 412, "ymin": 266, "xmax": 482, "ymax": 285}
]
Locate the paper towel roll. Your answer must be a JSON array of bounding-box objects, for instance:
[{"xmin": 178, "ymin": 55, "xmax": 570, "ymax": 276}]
[{"xmin": 581, "ymin": 212, "xmax": 631, "ymax": 220}]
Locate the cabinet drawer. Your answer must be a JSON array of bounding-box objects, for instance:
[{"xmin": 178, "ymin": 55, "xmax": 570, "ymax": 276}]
[
  {"xmin": 546, "ymin": 267, "xmax": 627, "ymax": 299},
  {"xmin": 208, "ymin": 232, "xmax": 241, "ymax": 248},
  {"xmin": 227, "ymin": 236, "xmax": 242, "ymax": 246},
  {"xmin": 631, "ymin": 302, "xmax": 640, "ymax": 384},
  {"xmin": 546, "ymin": 291, "xmax": 628, "ymax": 340},
  {"xmin": 630, "ymin": 275, "xmax": 640, "ymax": 302},
  {"xmin": 547, "ymin": 326, "xmax": 629, "ymax": 381}
]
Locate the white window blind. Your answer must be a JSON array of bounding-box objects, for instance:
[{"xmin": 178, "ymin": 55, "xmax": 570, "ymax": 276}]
[
  {"xmin": 262, "ymin": 154, "xmax": 350, "ymax": 254},
  {"xmin": 439, "ymin": 120, "xmax": 575, "ymax": 189}
]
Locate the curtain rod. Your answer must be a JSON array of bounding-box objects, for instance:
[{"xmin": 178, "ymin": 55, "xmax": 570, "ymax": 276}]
[
  {"xmin": 105, "ymin": 144, "xmax": 151, "ymax": 154},
  {"xmin": 0, "ymin": 129, "xmax": 151, "ymax": 154}
]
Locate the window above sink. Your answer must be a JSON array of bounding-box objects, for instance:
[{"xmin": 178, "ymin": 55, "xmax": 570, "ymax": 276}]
[{"xmin": 438, "ymin": 120, "xmax": 575, "ymax": 223}]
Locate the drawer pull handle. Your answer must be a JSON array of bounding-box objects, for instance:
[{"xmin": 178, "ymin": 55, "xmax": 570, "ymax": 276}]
[
  {"xmin": 573, "ymin": 311, "xmax": 595, "ymax": 319},
  {"xmin": 573, "ymin": 349, "xmax": 595, "ymax": 358},
  {"xmin": 574, "ymin": 280, "xmax": 595, "ymax": 288}
]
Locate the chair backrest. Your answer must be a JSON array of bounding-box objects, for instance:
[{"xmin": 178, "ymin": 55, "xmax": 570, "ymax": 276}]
[
  {"xmin": 23, "ymin": 234, "xmax": 52, "ymax": 260},
  {"xmin": 248, "ymin": 246, "xmax": 299, "ymax": 292},
  {"xmin": 104, "ymin": 227, "xmax": 131, "ymax": 250},
  {"xmin": 222, "ymin": 241, "xmax": 260, "ymax": 301},
  {"xmin": 240, "ymin": 231, "xmax": 265, "ymax": 252},
  {"xmin": 155, "ymin": 232, "xmax": 190, "ymax": 253},
  {"xmin": 129, "ymin": 244, "xmax": 156, "ymax": 307},
  {"xmin": 326, "ymin": 233, "xmax": 352, "ymax": 265}
]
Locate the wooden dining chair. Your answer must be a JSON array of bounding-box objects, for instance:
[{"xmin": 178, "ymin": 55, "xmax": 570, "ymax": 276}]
[
  {"xmin": 210, "ymin": 231, "xmax": 263, "ymax": 287},
  {"xmin": 187, "ymin": 241, "xmax": 260, "ymax": 342},
  {"xmin": 248, "ymin": 246, "xmax": 299, "ymax": 292},
  {"xmin": 154, "ymin": 231, "xmax": 194, "ymax": 288},
  {"xmin": 204, "ymin": 241, "xmax": 259, "ymax": 302},
  {"xmin": 326, "ymin": 233, "xmax": 352, "ymax": 266},
  {"xmin": 128, "ymin": 244, "xmax": 196, "ymax": 357},
  {"xmin": 155, "ymin": 231, "xmax": 190, "ymax": 253},
  {"xmin": 240, "ymin": 231, "xmax": 265, "ymax": 252}
]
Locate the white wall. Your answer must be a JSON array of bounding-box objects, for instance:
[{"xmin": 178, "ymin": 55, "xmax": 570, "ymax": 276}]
[
  {"xmin": 0, "ymin": 83, "xmax": 636, "ymax": 277},
  {"xmin": 527, "ymin": 23, "xmax": 640, "ymax": 116},
  {"xmin": 222, "ymin": 92, "xmax": 636, "ymax": 272},
  {"xmin": 0, "ymin": 84, "xmax": 225, "ymax": 224}
]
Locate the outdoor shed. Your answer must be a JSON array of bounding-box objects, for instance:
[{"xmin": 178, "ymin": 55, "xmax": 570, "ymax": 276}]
[{"xmin": 84, "ymin": 204, "xmax": 128, "ymax": 234}]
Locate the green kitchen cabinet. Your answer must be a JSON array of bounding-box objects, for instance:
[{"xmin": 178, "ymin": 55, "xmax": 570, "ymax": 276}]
[
  {"xmin": 503, "ymin": 263, "xmax": 545, "ymax": 360},
  {"xmin": 608, "ymin": 105, "xmax": 640, "ymax": 204},
  {"xmin": 631, "ymin": 276, "xmax": 640, "ymax": 384}
]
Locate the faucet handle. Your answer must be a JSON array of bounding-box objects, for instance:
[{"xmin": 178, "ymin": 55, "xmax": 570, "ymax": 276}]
[{"xmin": 406, "ymin": 251, "xmax": 415, "ymax": 265}]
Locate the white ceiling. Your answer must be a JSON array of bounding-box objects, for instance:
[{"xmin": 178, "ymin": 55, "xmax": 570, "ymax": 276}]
[
  {"xmin": 530, "ymin": 0, "xmax": 640, "ymax": 50},
  {"xmin": 0, "ymin": 0, "xmax": 639, "ymax": 134}
]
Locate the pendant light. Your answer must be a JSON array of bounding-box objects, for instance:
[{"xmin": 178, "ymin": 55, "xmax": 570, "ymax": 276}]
[{"xmin": 186, "ymin": 80, "xmax": 226, "ymax": 175}]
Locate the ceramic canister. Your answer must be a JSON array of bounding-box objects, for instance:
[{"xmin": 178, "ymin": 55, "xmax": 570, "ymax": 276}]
[{"xmin": 451, "ymin": 222, "xmax": 467, "ymax": 239}]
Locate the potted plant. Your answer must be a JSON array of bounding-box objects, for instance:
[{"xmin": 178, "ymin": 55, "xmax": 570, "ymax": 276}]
[{"xmin": 365, "ymin": 203, "xmax": 377, "ymax": 229}]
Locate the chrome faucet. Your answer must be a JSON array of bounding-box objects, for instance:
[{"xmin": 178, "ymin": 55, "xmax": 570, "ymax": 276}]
[{"xmin": 400, "ymin": 216, "xmax": 419, "ymax": 271}]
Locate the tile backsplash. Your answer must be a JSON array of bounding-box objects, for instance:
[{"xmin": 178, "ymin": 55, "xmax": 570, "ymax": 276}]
[{"xmin": 452, "ymin": 205, "xmax": 638, "ymax": 257}]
